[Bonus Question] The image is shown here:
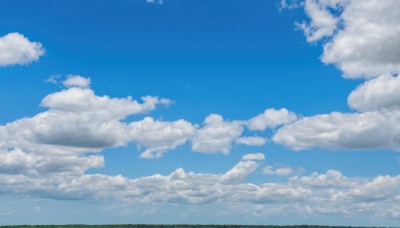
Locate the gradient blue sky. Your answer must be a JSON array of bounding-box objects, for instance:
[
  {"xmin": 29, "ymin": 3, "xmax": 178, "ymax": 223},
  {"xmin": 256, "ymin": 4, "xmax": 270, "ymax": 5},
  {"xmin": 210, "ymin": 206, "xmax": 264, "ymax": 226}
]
[{"xmin": 1, "ymin": 0, "xmax": 400, "ymax": 226}]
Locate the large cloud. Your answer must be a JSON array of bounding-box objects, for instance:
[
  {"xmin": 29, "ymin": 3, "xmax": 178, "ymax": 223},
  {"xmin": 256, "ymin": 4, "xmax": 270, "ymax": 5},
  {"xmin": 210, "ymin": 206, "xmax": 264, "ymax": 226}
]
[
  {"xmin": 0, "ymin": 76, "xmax": 192, "ymax": 163},
  {"xmin": 0, "ymin": 32, "xmax": 44, "ymax": 67},
  {"xmin": 273, "ymin": 110, "xmax": 400, "ymax": 151},
  {"xmin": 293, "ymin": 0, "xmax": 400, "ymax": 78},
  {"xmin": 348, "ymin": 75, "xmax": 400, "ymax": 112},
  {"xmin": 273, "ymin": 74, "xmax": 400, "ymax": 151},
  {"xmin": 275, "ymin": 1, "xmax": 400, "ymax": 151}
]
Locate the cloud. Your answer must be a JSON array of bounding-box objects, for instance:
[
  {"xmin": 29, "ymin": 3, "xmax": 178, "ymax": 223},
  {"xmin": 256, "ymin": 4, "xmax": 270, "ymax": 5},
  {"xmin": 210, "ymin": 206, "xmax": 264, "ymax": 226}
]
[
  {"xmin": 263, "ymin": 165, "xmax": 294, "ymax": 176},
  {"xmin": 295, "ymin": 0, "xmax": 400, "ymax": 78},
  {"xmin": 146, "ymin": 0, "xmax": 163, "ymax": 5},
  {"xmin": 0, "ymin": 77, "xmax": 184, "ymax": 167},
  {"xmin": 241, "ymin": 152, "xmax": 266, "ymax": 161},
  {"xmin": 1, "ymin": 76, "xmax": 271, "ymax": 168},
  {"xmin": 0, "ymin": 141, "xmax": 399, "ymax": 220},
  {"xmin": 44, "ymin": 75, "xmax": 61, "ymax": 85},
  {"xmin": 130, "ymin": 117, "xmax": 196, "ymax": 159},
  {"xmin": 236, "ymin": 136, "xmax": 267, "ymax": 146},
  {"xmin": 191, "ymin": 114, "xmax": 244, "ymax": 154},
  {"xmin": 0, "ymin": 32, "xmax": 44, "ymax": 67},
  {"xmin": 348, "ymin": 75, "xmax": 400, "ymax": 112},
  {"xmin": 277, "ymin": 2, "xmax": 400, "ymax": 152},
  {"xmin": 63, "ymin": 75, "xmax": 91, "ymax": 88},
  {"xmin": 273, "ymin": 110, "xmax": 400, "ymax": 151},
  {"xmin": 295, "ymin": 0, "xmax": 341, "ymax": 42},
  {"xmin": 247, "ymin": 108, "xmax": 297, "ymax": 131},
  {"xmin": 41, "ymin": 87, "xmax": 172, "ymax": 121}
]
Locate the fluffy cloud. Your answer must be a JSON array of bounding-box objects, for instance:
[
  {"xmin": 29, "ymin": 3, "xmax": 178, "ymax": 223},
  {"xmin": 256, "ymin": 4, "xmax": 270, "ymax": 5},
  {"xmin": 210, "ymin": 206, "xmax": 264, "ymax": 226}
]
[
  {"xmin": 0, "ymin": 147, "xmax": 104, "ymax": 176},
  {"xmin": 263, "ymin": 165, "xmax": 295, "ymax": 176},
  {"xmin": 0, "ymin": 76, "xmax": 188, "ymax": 165},
  {"xmin": 1, "ymin": 158, "xmax": 398, "ymax": 220},
  {"xmin": 41, "ymin": 88, "xmax": 172, "ymax": 121},
  {"xmin": 2, "ymin": 76, "xmax": 273, "ymax": 165},
  {"xmin": 62, "ymin": 75, "xmax": 91, "ymax": 88},
  {"xmin": 130, "ymin": 117, "xmax": 196, "ymax": 159},
  {"xmin": 236, "ymin": 136, "xmax": 267, "ymax": 146},
  {"xmin": 276, "ymin": 2, "xmax": 400, "ymax": 151},
  {"xmin": 241, "ymin": 152, "xmax": 266, "ymax": 161},
  {"xmin": 295, "ymin": 0, "xmax": 342, "ymax": 42},
  {"xmin": 191, "ymin": 114, "xmax": 244, "ymax": 154},
  {"xmin": 247, "ymin": 108, "xmax": 297, "ymax": 131},
  {"xmin": 273, "ymin": 110, "xmax": 400, "ymax": 151},
  {"xmin": 0, "ymin": 32, "xmax": 44, "ymax": 67},
  {"xmin": 348, "ymin": 75, "xmax": 400, "ymax": 112},
  {"xmin": 293, "ymin": 0, "xmax": 400, "ymax": 78}
]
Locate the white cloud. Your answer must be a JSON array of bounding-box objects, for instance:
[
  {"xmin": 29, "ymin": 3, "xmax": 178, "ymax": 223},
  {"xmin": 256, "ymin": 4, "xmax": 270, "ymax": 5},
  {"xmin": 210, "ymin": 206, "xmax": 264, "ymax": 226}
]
[
  {"xmin": 191, "ymin": 114, "xmax": 244, "ymax": 154},
  {"xmin": 62, "ymin": 75, "xmax": 91, "ymax": 88},
  {"xmin": 272, "ymin": 75, "xmax": 400, "ymax": 151},
  {"xmin": 146, "ymin": 0, "xmax": 163, "ymax": 5},
  {"xmin": 295, "ymin": 0, "xmax": 342, "ymax": 42},
  {"xmin": 348, "ymin": 75, "xmax": 400, "ymax": 112},
  {"xmin": 0, "ymin": 82, "xmax": 184, "ymax": 168},
  {"xmin": 277, "ymin": 2, "xmax": 400, "ymax": 152},
  {"xmin": 1, "ymin": 77, "xmax": 267, "ymax": 166},
  {"xmin": 0, "ymin": 142, "xmax": 399, "ymax": 220},
  {"xmin": 296, "ymin": 0, "xmax": 400, "ymax": 78},
  {"xmin": 222, "ymin": 160, "xmax": 259, "ymax": 182},
  {"xmin": 129, "ymin": 117, "xmax": 196, "ymax": 159},
  {"xmin": 41, "ymin": 87, "xmax": 172, "ymax": 120},
  {"xmin": 273, "ymin": 110, "xmax": 400, "ymax": 151},
  {"xmin": 236, "ymin": 136, "xmax": 267, "ymax": 146},
  {"xmin": 269, "ymin": 76, "xmax": 400, "ymax": 151},
  {"xmin": 0, "ymin": 32, "xmax": 45, "ymax": 67},
  {"xmin": 263, "ymin": 165, "xmax": 294, "ymax": 176},
  {"xmin": 44, "ymin": 75, "xmax": 61, "ymax": 85},
  {"xmin": 241, "ymin": 152, "xmax": 265, "ymax": 161},
  {"xmin": 247, "ymin": 108, "xmax": 297, "ymax": 131},
  {"xmin": 275, "ymin": 167, "xmax": 294, "ymax": 176}
]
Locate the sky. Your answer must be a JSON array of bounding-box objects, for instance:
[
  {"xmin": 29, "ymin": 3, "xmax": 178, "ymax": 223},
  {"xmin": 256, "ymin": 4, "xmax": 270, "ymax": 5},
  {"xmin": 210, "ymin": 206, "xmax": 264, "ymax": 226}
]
[{"xmin": 0, "ymin": 0, "xmax": 400, "ymax": 226}]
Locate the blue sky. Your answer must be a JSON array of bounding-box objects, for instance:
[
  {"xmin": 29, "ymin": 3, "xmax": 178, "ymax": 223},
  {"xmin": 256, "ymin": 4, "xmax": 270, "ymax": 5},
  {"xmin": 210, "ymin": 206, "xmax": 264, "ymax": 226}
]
[{"xmin": 1, "ymin": 0, "xmax": 400, "ymax": 226}]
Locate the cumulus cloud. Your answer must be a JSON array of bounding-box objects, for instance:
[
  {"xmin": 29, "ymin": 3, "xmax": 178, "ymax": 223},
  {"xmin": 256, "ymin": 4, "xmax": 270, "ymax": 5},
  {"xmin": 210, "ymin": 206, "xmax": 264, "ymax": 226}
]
[
  {"xmin": 236, "ymin": 136, "xmax": 267, "ymax": 146},
  {"xmin": 247, "ymin": 108, "xmax": 297, "ymax": 131},
  {"xmin": 263, "ymin": 165, "xmax": 294, "ymax": 176},
  {"xmin": 62, "ymin": 75, "xmax": 91, "ymax": 88},
  {"xmin": 273, "ymin": 110, "xmax": 400, "ymax": 151},
  {"xmin": 348, "ymin": 75, "xmax": 400, "ymax": 112},
  {"xmin": 276, "ymin": 2, "xmax": 400, "ymax": 152},
  {"xmin": 241, "ymin": 152, "xmax": 265, "ymax": 161},
  {"xmin": 0, "ymin": 32, "xmax": 45, "ymax": 67},
  {"xmin": 1, "ymin": 76, "xmax": 271, "ymax": 166},
  {"xmin": 130, "ymin": 117, "xmax": 196, "ymax": 159},
  {"xmin": 295, "ymin": 0, "xmax": 342, "ymax": 42},
  {"xmin": 0, "ymin": 76, "xmax": 185, "ymax": 164},
  {"xmin": 191, "ymin": 114, "xmax": 244, "ymax": 154},
  {"xmin": 1, "ymin": 161, "xmax": 398, "ymax": 220},
  {"xmin": 293, "ymin": 0, "xmax": 400, "ymax": 78}
]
